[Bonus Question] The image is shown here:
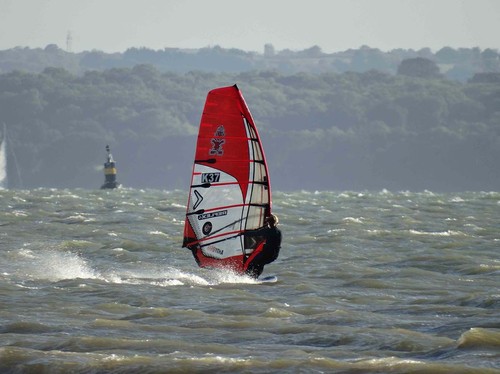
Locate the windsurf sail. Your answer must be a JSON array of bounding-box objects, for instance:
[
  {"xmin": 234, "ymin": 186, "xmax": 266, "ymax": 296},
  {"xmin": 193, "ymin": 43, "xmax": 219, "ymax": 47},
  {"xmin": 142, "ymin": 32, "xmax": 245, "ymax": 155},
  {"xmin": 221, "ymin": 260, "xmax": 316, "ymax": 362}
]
[
  {"xmin": 182, "ymin": 85, "xmax": 272, "ymax": 273},
  {"xmin": 0, "ymin": 123, "xmax": 7, "ymax": 189}
]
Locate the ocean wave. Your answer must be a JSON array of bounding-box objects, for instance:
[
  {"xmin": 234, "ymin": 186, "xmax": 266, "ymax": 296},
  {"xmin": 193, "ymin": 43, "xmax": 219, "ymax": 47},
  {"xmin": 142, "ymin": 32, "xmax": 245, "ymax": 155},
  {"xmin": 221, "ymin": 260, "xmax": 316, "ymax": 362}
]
[
  {"xmin": 457, "ymin": 328, "xmax": 500, "ymax": 349},
  {"xmin": 408, "ymin": 229, "xmax": 466, "ymax": 236}
]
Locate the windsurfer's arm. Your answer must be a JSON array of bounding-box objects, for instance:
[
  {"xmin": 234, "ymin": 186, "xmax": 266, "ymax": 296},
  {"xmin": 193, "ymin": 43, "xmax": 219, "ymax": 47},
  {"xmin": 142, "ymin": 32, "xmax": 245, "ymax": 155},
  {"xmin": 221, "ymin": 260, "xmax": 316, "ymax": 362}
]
[{"xmin": 245, "ymin": 226, "xmax": 268, "ymax": 238}]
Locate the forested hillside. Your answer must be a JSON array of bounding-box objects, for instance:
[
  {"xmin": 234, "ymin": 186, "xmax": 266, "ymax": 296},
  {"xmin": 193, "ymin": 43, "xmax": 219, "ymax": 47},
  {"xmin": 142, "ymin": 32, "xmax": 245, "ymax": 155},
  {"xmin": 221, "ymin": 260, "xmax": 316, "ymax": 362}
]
[
  {"xmin": 1, "ymin": 62, "xmax": 499, "ymax": 191},
  {"xmin": 1, "ymin": 44, "xmax": 500, "ymax": 82}
]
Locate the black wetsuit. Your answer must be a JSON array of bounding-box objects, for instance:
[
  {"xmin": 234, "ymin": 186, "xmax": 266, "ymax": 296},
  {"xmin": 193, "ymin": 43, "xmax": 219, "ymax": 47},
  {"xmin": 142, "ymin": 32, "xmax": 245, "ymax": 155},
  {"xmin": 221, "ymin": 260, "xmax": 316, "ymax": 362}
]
[{"xmin": 245, "ymin": 225, "xmax": 282, "ymax": 278}]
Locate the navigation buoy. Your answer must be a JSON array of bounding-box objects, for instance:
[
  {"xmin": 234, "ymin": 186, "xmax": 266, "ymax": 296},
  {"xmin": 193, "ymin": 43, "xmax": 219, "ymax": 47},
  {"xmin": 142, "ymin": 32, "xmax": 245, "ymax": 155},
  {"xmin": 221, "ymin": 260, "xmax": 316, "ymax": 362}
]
[{"xmin": 101, "ymin": 145, "xmax": 120, "ymax": 189}]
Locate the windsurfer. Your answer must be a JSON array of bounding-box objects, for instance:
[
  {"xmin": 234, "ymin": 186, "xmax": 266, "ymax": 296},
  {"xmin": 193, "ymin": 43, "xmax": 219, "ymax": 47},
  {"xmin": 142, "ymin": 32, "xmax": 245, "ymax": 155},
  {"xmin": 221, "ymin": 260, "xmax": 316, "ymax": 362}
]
[{"xmin": 244, "ymin": 214, "xmax": 282, "ymax": 278}]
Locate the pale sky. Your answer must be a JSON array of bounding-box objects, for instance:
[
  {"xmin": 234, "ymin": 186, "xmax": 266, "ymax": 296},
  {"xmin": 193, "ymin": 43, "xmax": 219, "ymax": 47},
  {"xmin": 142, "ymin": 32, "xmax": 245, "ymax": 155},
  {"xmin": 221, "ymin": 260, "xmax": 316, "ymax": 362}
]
[{"xmin": 1, "ymin": 0, "xmax": 499, "ymax": 53}]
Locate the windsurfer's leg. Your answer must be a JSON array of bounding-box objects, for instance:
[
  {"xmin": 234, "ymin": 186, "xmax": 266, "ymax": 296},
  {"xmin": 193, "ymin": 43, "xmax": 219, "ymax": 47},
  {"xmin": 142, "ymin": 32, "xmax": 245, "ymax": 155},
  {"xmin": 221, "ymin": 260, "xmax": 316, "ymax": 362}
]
[
  {"xmin": 254, "ymin": 264, "xmax": 264, "ymax": 278},
  {"xmin": 245, "ymin": 262, "xmax": 264, "ymax": 279}
]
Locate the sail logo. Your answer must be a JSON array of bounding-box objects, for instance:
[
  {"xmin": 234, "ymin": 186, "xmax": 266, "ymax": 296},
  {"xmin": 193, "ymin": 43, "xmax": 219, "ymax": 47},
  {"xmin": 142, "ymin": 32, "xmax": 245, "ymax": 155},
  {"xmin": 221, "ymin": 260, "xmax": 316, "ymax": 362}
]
[
  {"xmin": 202, "ymin": 222, "xmax": 212, "ymax": 235},
  {"xmin": 204, "ymin": 245, "xmax": 224, "ymax": 256},
  {"xmin": 198, "ymin": 210, "xmax": 227, "ymax": 220},
  {"xmin": 215, "ymin": 125, "xmax": 225, "ymax": 136},
  {"xmin": 201, "ymin": 172, "xmax": 220, "ymax": 183},
  {"xmin": 210, "ymin": 125, "xmax": 225, "ymax": 155},
  {"xmin": 209, "ymin": 138, "xmax": 225, "ymax": 156},
  {"xmin": 193, "ymin": 190, "xmax": 204, "ymax": 210}
]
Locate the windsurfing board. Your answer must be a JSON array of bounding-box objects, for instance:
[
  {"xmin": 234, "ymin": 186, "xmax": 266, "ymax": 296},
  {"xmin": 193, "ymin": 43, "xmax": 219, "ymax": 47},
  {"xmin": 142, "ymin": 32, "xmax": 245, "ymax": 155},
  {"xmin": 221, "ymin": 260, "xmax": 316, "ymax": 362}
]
[{"xmin": 257, "ymin": 275, "xmax": 278, "ymax": 284}]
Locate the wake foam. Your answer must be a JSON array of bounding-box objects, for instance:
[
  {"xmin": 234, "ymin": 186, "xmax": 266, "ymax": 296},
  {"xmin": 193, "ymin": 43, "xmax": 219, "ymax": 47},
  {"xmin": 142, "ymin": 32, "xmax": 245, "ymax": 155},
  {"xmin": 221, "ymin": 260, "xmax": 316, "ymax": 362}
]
[
  {"xmin": 15, "ymin": 248, "xmax": 99, "ymax": 281},
  {"xmin": 115, "ymin": 267, "xmax": 258, "ymax": 287},
  {"xmin": 11, "ymin": 247, "xmax": 258, "ymax": 287}
]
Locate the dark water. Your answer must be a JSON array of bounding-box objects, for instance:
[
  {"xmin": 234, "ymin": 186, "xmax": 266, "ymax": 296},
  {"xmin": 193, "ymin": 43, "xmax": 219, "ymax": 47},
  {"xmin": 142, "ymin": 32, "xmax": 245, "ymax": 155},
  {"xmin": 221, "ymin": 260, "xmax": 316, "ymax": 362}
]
[{"xmin": 0, "ymin": 188, "xmax": 499, "ymax": 373}]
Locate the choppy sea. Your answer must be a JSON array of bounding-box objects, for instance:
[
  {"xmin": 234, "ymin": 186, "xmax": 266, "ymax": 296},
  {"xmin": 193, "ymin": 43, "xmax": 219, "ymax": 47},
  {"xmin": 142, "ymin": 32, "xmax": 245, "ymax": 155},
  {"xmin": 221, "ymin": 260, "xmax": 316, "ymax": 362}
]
[{"xmin": 0, "ymin": 188, "xmax": 499, "ymax": 373}]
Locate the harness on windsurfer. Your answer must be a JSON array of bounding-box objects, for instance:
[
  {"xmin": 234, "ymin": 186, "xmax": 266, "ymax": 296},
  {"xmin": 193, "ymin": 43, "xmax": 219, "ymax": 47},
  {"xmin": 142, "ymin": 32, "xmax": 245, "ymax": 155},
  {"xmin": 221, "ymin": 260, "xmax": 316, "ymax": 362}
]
[{"xmin": 244, "ymin": 214, "xmax": 282, "ymax": 279}]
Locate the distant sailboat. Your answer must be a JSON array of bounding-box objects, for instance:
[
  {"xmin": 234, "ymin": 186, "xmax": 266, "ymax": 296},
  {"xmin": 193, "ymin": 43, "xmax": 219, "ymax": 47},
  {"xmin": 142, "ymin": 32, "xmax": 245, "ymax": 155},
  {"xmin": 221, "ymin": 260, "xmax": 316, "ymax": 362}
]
[
  {"xmin": 0, "ymin": 123, "xmax": 7, "ymax": 189},
  {"xmin": 100, "ymin": 145, "xmax": 120, "ymax": 189}
]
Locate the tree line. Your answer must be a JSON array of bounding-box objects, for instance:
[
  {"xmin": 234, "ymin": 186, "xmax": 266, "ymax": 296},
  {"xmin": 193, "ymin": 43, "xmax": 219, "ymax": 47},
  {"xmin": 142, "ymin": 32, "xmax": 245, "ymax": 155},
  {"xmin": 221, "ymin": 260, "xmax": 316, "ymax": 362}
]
[
  {"xmin": 1, "ymin": 62, "xmax": 499, "ymax": 191},
  {"xmin": 1, "ymin": 44, "xmax": 500, "ymax": 82}
]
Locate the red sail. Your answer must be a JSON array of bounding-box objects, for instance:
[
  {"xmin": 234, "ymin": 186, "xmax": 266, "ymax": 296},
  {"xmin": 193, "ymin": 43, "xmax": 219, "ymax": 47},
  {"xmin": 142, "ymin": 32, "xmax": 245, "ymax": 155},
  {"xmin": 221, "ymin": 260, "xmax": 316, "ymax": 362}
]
[{"xmin": 182, "ymin": 85, "xmax": 271, "ymax": 273}]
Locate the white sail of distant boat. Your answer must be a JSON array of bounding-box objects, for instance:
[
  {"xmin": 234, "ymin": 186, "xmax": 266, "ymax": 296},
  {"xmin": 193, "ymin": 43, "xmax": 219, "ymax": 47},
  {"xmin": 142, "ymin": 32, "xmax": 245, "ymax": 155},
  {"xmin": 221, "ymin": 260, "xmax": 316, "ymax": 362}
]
[{"xmin": 0, "ymin": 123, "xmax": 7, "ymax": 189}]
